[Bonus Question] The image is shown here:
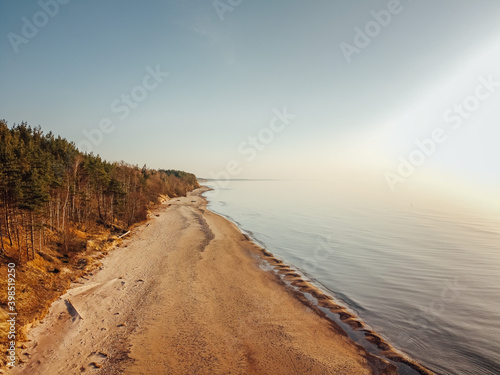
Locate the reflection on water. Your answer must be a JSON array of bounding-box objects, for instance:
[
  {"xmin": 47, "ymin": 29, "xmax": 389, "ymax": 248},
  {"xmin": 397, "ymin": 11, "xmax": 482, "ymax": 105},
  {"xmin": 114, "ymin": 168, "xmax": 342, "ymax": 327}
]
[{"xmin": 203, "ymin": 180, "xmax": 500, "ymax": 375}]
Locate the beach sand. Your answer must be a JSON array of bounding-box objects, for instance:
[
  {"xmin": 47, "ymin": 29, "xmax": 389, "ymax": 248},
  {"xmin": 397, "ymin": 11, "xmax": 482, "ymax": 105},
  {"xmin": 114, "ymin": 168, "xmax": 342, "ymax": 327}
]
[{"xmin": 11, "ymin": 187, "xmax": 398, "ymax": 375}]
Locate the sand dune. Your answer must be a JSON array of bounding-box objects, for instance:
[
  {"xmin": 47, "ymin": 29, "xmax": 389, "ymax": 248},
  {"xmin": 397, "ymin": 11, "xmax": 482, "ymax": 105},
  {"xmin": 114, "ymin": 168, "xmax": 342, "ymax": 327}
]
[{"xmin": 12, "ymin": 187, "xmax": 397, "ymax": 375}]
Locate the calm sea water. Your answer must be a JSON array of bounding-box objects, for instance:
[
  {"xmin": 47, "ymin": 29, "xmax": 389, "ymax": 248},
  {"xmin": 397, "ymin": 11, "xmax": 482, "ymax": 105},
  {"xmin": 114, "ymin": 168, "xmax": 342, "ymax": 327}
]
[{"xmin": 202, "ymin": 180, "xmax": 500, "ymax": 375}]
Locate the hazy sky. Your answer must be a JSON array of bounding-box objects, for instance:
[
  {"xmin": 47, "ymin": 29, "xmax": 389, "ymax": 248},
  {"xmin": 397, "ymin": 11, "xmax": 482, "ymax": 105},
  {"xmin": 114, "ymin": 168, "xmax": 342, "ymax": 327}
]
[{"xmin": 1, "ymin": 1, "xmax": 499, "ymax": 202}]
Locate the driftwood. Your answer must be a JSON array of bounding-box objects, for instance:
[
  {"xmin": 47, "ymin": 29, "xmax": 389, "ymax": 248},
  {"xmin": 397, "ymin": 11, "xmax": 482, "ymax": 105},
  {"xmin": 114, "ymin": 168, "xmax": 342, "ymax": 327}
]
[{"xmin": 117, "ymin": 231, "xmax": 131, "ymax": 239}]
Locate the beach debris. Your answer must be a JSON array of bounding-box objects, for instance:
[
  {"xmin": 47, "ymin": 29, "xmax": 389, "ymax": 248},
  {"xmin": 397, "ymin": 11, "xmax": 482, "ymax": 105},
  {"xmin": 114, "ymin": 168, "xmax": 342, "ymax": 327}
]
[
  {"xmin": 64, "ymin": 299, "xmax": 84, "ymax": 321},
  {"xmin": 118, "ymin": 230, "xmax": 131, "ymax": 239}
]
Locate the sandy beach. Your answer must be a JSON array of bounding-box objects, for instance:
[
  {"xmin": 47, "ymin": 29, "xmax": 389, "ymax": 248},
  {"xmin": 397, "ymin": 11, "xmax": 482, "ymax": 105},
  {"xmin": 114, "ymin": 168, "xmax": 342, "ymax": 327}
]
[{"xmin": 11, "ymin": 187, "xmax": 398, "ymax": 375}]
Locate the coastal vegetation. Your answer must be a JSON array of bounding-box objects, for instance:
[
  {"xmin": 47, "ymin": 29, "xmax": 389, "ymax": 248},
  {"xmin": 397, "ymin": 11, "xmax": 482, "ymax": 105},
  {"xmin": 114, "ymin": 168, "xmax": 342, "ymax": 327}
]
[
  {"xmin": 0, "ymin": 120, "xmax": 198, "ymax": 261},
  {"xmin": 0, "ymin": 119, "xmax": 199, "ymax": 363}
]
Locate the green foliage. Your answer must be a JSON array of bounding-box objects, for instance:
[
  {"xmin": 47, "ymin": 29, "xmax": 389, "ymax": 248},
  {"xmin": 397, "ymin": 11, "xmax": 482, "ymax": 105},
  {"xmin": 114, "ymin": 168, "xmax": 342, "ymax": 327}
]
[{"xmin": 0, "ymin": 119, "xmax": 199, "ymax": 260}]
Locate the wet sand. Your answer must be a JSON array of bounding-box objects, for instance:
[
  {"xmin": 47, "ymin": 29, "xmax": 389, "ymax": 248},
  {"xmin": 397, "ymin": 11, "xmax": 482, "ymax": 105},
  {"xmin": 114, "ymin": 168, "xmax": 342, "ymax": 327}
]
[{"xmin": 12, "ymin": 187, "xmax": 399, "ymax": 375}]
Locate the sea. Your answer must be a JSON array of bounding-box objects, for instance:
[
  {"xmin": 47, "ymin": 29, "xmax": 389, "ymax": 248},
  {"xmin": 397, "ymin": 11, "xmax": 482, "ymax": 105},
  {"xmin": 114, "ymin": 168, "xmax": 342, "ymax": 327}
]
[{"xmin": 202, "ymin": 179, "xmax": 500, "ymax": 375}]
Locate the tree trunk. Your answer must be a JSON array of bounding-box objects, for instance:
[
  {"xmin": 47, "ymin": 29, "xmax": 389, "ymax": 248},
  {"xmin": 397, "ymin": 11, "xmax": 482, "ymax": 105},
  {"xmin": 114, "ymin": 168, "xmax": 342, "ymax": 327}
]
[
  {"xmin": 97, "ymin": 190, "xmax": 102, "ymax": 222},
  {"xmin": 30, "ymin": 210, "xmax": 35, "ymax": 259},
  {"xmin": 42, "ymin": 219, "xmax": 46, "ymax": 246},
  {"xmin": 49, "ymin": 199, "xmax": 52, "ymax": 229},
  {"xmin": 0, "ymin": 209, "xmax": 5, "ymax": 255},
  {"xmin": 57, "ymin": 195, "xmax": 61, "ymax": 231},
  {"xmin": 110, "ymin": 194, "xmax": 114, "ymax": 224},
  {"xmin": 4, "ymin": 199, "xmax": 13, "ymax": 246},
  {"xmin": 14, "ymin": 209, "xmax": 21, "ymax": 249},
  {"xmin": 62, "ymin": 180, "xmax": 71, "ymax": 251},
  {"xmin": 21, "ymin": 212, "xmax": 29, "ymax": 261}
]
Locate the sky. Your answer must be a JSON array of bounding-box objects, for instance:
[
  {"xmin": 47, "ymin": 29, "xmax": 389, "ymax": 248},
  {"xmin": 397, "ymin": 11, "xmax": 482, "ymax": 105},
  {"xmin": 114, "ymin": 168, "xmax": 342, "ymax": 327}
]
[{"xmin": 1, "ymin": 0, "xmax": 499, "ymax": 206}]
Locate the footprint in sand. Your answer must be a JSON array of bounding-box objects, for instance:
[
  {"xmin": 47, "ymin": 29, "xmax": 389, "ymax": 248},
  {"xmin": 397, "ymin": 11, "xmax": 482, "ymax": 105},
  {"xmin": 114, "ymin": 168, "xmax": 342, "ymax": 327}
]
[{"xmin": 88, "ymin": 351, "xmax": 108, "ymax": 369}]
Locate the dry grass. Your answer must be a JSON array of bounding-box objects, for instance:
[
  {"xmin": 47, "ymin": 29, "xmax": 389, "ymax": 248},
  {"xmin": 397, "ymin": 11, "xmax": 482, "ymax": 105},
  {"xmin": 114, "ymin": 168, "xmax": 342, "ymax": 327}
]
[{"xmin": 0, "ymin": 226, "xmax": 123, "ymax": 369}]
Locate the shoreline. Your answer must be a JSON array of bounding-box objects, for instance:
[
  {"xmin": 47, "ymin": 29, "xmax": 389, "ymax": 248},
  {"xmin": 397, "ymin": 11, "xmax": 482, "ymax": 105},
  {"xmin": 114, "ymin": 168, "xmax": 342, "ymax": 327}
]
[
  {"xmin": 202, "ymin": 186, "xmax": 434, "ymax": 375},
  {"xmin": 11, "ymin": 187, "xmax": 419, "ymax": 374}
]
